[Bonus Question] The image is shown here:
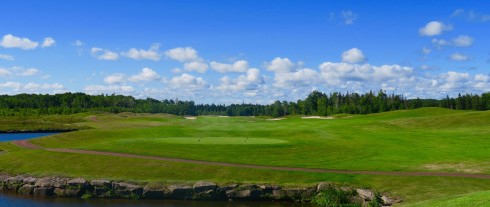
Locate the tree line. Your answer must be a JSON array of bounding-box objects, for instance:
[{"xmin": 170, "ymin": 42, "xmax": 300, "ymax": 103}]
[{"xmin": 0, "ymin": 90, "xmax": 488, "ymax": 117}]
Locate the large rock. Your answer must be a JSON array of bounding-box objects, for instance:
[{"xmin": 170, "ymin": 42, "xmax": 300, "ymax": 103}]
[
  {"xmin": 165, "ymin": 185, "xmax": 193, "ymax": 199},
  {"xmin": 226, "ymin": 189, "xmax": 263, "ymax": 200},
  {"xmin": 5, "ymin": 176, "xmax": 24, "ymax": 190},
  {"xmin": 18, "ymin": 184, "xmax": 35, "ymax": 194},
  {"xmin": 193, "ymin": 181, "xmax": 217, "ymax": 193},
  {"xmin": 143, "ymin": 185, "xmax": 165, "ymax": 199},
  {"xmin": 381, "ymin": 195, "xmax": 402, "ymax": 206},
  {"xmin": 357, "ymin": 189, "xmax": 375, "ymax": 201},
  {"xmin": 22, "ymin": 177, "xmax": 38, "ymax": 185},
  {"xmin": 112, "ymin": 182, "xmax": 143, "ymax": 199},
  {"xmin": 65, "ymin": 178, "xmax": 89, "ymax": 197},
  {"xmin": 272, "ymin": 188, "xmax": 315, "ymax": 201},
  {"xmin": 91, "ymin": 180, "xmax": 112, "ymax": 198},
  {"xmin": 33, "ymin": 187, "xmax": 54, "ymax": 196}
]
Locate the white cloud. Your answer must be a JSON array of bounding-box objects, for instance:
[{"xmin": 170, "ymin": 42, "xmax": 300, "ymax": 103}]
[
  {"xmin": 24, "ymin": 82, "xmax": 64, "ymax": 90},
  {"xmin": 0, "ymin": 67, "xmax": 39, "ymax": 77},
  {"xmin": 475, "ymin": 74, "xmax": 489, "ymax": 82},
  {"xmin": 0, "ymin": 81, "xmax": 22, "ymax": 90},
  {"xmin": 449, "ymin": 53, "xmax": 469, "ymax": 61},
  {"xmin": 266, "ymin": 57, "xmax": 295, "ymax": 73},
  {"xmin": 210, "ymin": 60, "xmax": 249, "ymax": 73},
  {"xmin": 0, "ymin": 68, "xmax": 12, "ymax": 77},
  {"xmin": 20, "ymin": 68, "xmax": 39, "ymax": 76},
  {"xmin": 128, "ymin": 68, "xmax": 161, "ymax": 82},
  {"xmin": 91, "ymin": 47, "xmax": 119, "ymax": 60},
  {"xmin": 419, "ymin": 21, "xmax": 452, "ymax": 36},
  {"xmin": 85, "ymin": 85, "xmax": 135, "ymax": 95},
  {"xmin": 184, "ymin": 61, "xmax": 208, "ymax": 73},
  {"xmin": 122, "ymin": 44, "xmax": 161, "ymax": 61},
  {"xmin": 169, "ymin": 73, "xmax": 207, "ymax": 89},
  {"xmin": 432, "ymin": 38, "xmax": 450, "ymax": 48},
  {"xmin": 0, "ymin": 34, "xmax": 39, "ymax": 50},
  {"xmin": 0, "ymin": 54, "xmax": 14, "ymax": 61},
  {"xmin": 164, "ymin": 47, "xmax": 199, "ymax": 62},
  {"xmin": 274, "ymin": 68, "xmax": 319, "ymax": 88},
  {"xmin": 452, "ymin": 35, "xmax": 474, "ymax": 47},
  {"xmin": 41, "ymin": 37, "xmax": 55, "ymax": 47},
  {"xmin": 73, "ymin": 40, "xmax": 84, "ymax": 46},
  {"xmin": 341, "ymin": 10, "xmax": 357, "ymax": 25},
  {"xmin": 217, "ymin": 68, "xmax": 262, "ymax": 91},
  {"xmin": 104, "ymin": 73, "xmax": 126, "ymax": 84},
  {"xmin": 422, "ymin": 47, "xmax": 431, "ymax": 55},
  {"xmin": 341, "ymin": 48, "xmax": 366, "ymax": 63}
]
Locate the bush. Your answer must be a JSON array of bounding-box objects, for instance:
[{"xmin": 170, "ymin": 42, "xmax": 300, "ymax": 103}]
[{"xmin": 312, "ymin": 185, "xmax": 360, "ymax": 207}]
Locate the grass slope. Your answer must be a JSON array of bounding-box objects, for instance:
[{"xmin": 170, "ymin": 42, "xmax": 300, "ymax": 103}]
[
  {"xmin": 0, "ymin": 108, "xmax": 489, "ymax": 205},
  {"xmin": 401, "ymin": 191, "xmax": 490, "ymax": 207}
]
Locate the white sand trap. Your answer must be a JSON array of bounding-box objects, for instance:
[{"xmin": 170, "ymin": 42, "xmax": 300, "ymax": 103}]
[
  {"xmin": 184, "ymin": 116, "xmax": 197, "ymax": 120},
  {"xmin": 301, "ymin": 116, "xmax": 334, "ymax": 120},
  {"xmin": 266, "ymin": 118, "xmax": 286, "ymax": 121},
  {"xmin": 218, "ymin": 116, "xmax": 230, "ymax": 118}
]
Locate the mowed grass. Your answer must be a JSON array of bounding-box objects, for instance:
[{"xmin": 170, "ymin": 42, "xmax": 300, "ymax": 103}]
[
  {"xmin": 400, "ymin": 191, "xmax": 490, "ymax": 207},
  {"xmin": 1, "ymin": 107, "xmax": 490, "ymax": 205},
  {"xmin": 31, "ymin": 108, "xmax": 490, "ymax": 173}
]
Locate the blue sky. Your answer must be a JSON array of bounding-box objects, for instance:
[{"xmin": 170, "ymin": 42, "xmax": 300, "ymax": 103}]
[{"xmin": 0, "ymin": 0, "xmax": 489, "ymax": 104}]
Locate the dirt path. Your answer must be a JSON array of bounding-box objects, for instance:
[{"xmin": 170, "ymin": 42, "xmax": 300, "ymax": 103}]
[{"xmin": 10, "ymin": 140, "xmax": 490, "ymax": 179}]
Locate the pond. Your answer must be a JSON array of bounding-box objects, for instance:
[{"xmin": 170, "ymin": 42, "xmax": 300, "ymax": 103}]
[{"xmin": 0, "ymin": 132, "xmax": 59, "ymax": 142}]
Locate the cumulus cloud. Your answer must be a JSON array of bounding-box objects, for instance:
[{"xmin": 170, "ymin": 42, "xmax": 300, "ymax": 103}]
[
  {"xmin": 169, "ymin": 73, "xmax": 207, "ymax": 90},
  {"xmin": 341, "ymin": 10, "xmax": 358, "ymax": 25},
  {"xmin": 449, "ymin": 53, "xmax": 469, "ymax": 61},
  {"xmin": 452, "ymin": 35, "xmax": 474, "ymax": 47},
  {"xmin": 0, "ymin": 34, "xmax": 39, "ymax": 50},
  {"xmin": 91, "ymin": 47, "xmax": 119, "ymax": 60},
  {"xmin": 274, "ymin": 68, "xmax": 319, "ymax": 88},
  {"xmin": 0, "ymin": 54, "xmax": 14, "ymax": 61},
  {"xmin": 104, "ymin": 73, "xmax": 126, "ymax": 84},
  {"xmin": 24, "ymin": 82, "xmax": 64, "ymax": 90},
  {"xmin": 432, "ymin": 38, "xmax": 450, "ymax": 48},
  {"xmin": 165, "ymin": 47, "xmax": 199, "ymax": 62},
  {"xmin": 0, "ymin": 81, "xmax": 65, "ymax": 94},
  {"xmin": 266, "ymin": 57, "xmax": 295, "ymax": 73},
  {"xmin": 0, "ymin": 81, "xmax": 22, "ymax": 90},
  {"xmin": 85, "ymin": 85, "xmax": 135, "ymax": 95},
  {"xmin": 341, "ymin": 48, "xmax": 366, "ymax": 63},
  {"xmin": 0, "ymin": 67, "xmax": 39, "ymax": 77},
  {"xmin": 184, "ymin": 61, "xmax": 208, "ymax": 73},
  {"xmin": 128, "ymin": 68, "xmax": 161, "ymax": 82},
  {"xmin": 210, "ymin": 60, "xmax": 249, "ymax": 73},
  {"xmin": 217, "ymin": 68, "xmax": 263, "ymax": 91},
  {"xmin": 419, "ymin": 21, "xmax": 452, "ymax": 36},
  {"xmin": 41, "ymin": 37, "xmax": 55, "ymax": 47},
  {"xmin": 122, "ymin": 44, "xmax": 161, "ymax": 61}
]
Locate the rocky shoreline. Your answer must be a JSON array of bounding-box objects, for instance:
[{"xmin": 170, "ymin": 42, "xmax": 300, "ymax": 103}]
[{"xmin": 0, "ymin": 174, "xmax": 401, "ymax": 206}]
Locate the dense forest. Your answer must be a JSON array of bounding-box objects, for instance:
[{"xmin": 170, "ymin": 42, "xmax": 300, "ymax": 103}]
[{"xmin": 0, "ymin": 90, "xmax": 489, "ymax": 117}]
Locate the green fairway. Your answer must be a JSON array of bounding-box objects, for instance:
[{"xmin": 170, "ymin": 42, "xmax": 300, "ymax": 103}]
[
  {"xmin": 400, "ymin": 191, "xmax": 490, "ymax": 207},
  {"xmin": 118, "ymin": 137, "xmax": 288, "ymax": 145},
  {"xmin": 1, "ymin": 107, "xmax": 490, "ymax": 205}
]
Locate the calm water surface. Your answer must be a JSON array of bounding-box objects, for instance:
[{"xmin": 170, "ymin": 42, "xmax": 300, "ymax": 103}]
[
  {"xmin": 0, "ymin": 192, "xmax": 304, "ymax": 207},
  {"xmin": 0, "ymin": 132, "xmax": 59, "ymax": 142}
]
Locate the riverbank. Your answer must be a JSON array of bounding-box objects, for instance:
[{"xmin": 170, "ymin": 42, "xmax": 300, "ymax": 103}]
[{"xmin": 0, "ymin": 174, "xmax": 400, "ymax": 206}]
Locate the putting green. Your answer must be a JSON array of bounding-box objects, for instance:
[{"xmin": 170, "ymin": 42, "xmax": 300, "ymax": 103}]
[{"xmin": 119, "ymin": 137, "xmax": 288, "ymax": 145}]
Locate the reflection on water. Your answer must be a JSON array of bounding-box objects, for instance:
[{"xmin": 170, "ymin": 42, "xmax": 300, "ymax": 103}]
[{"xmin": 0, "ymin": 192, "xmax": 308, "ymax": 207}]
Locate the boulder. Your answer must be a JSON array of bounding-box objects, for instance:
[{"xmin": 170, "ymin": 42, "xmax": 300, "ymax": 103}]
[
  {"xmin": 22, "ymin": 177, "xmax": 38, "ymax": 185},
  {"xmin": 143, "ymin": 185, "xmax": 165, "ymax": 199},
  {"xmin": 35, "ymin": 178, "xmax": 55, "ymax": 188},
  {"xmin": 18, "ymin": 184, "xmax": 35, "ymax": 194},
  {"xmin": 91, "ymin": 180, "xmax": 112, "ymax": 198},
  {"xmin": 165, "ymin": 185, "xmax": 193, "ymax": 199},
  {"xmin": 357, "ymin": 189, "xmax": 375, "ymax": 201},
  {"xmin": 33, "ymin": 187, "xmax": 54, "ymax": 196},
  {"xmin": 112, "ymin": 182, "xmax": 143, "ymax": 199},
  {"xmin": 381, "ymin": 195, "xmax": 402, "ymax": 206},
  {"xmin": 193, "ymin": 181, "xmax": 217, "ymax": 193},
  {"xmin": 65, "ymin": 178, "xmax": 88, "ymax": 197},
  {"xmin": 272, "ymin": 188, "xmax": 314, "ymax": 201},
  {"xmin": 5, "ymin": 176, "xmax": 24, "ymax": 190}
]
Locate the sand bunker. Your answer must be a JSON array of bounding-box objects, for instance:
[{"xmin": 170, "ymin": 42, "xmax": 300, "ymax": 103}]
[
  {"xmin": 301, "ymin": 116, "xmax": 334, "ymax": 120},
  {"xmin": 266, "ymin": 118, "xmax": 286, "ymax": 121},
  {"xmin": 218, "ymin": 116, "xmax": 230, "ymax": 118},
  {"xmin": 184, "ymin": 116, "xmax": 197, "ymax": 120}
]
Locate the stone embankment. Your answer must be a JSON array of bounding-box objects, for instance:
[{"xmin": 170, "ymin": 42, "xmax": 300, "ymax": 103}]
[{"xmin": 0, "ymin": 174, "xmax": 401, "ymax": 206}]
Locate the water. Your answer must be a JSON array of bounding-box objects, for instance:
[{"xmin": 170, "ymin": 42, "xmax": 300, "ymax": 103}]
[
  {"xmin": 0, "ymin": 192, "xmax": 302, "ymax": 207},
  {"xmin": 0, "ymin": 132, "xmax": 59, "ymax": 142}
]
